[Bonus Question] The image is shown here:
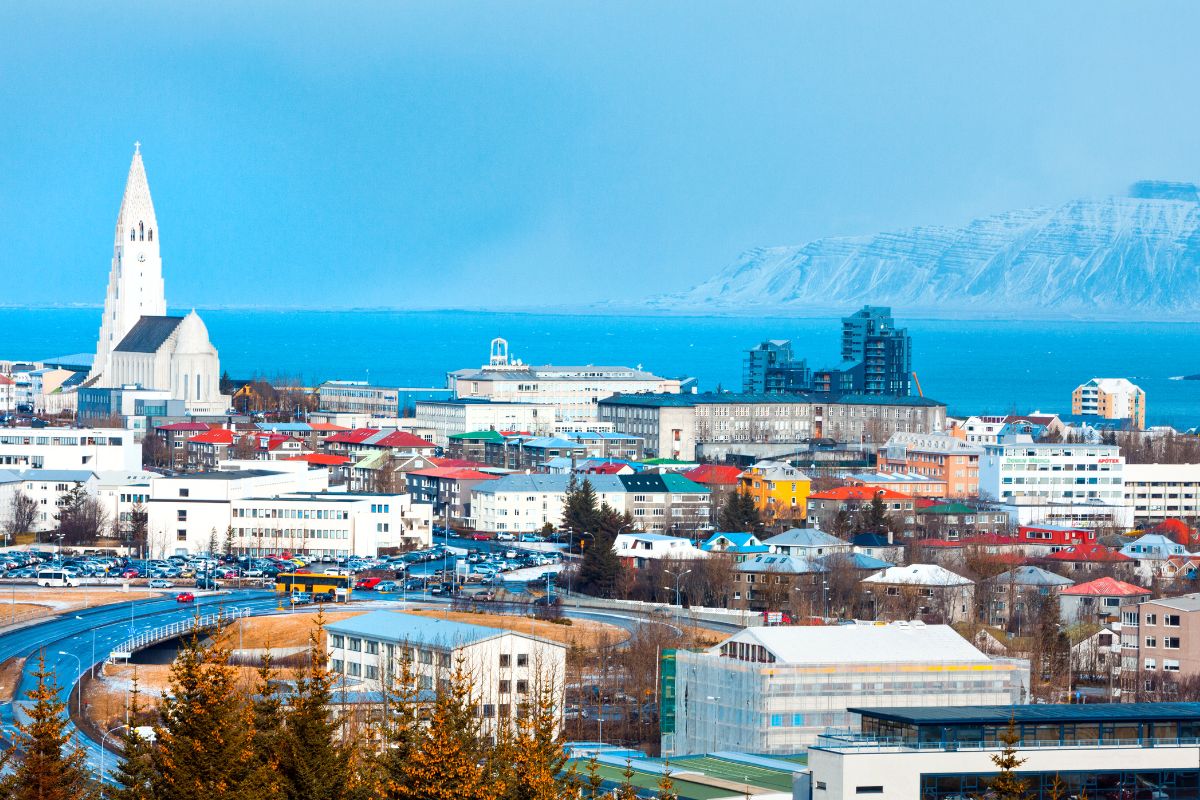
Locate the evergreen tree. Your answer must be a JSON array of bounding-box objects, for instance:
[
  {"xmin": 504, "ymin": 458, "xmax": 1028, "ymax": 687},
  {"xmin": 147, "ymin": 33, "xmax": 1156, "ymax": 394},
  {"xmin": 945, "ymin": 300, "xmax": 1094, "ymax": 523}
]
[
  {"xmin": 391, "ymin": 659, "xmax": 489, "ymax": 800},
  {"xmin": 717, "ymin": 488, "xmax": 760, "ymax": 532},
  {"xmin": 108, "ymin": 679, "xmax": 154, "ymax": 800},
  {"xmin": 576, "ymin": 503, "xmax": 629, "ymax": 597},
  {"xmin": 279, "ymin": 616, "xmax": 351, "ymax": 800},
  {"xmin": 151, "ymin": 626, "xmax": 281, "ymax": 800},
  {"xmin": 373, "ymin": 646, "xmax": 423, "ymax": 798},
  {"xmin": 656, "ymin": 760, "xmax": 678, "ymax": 800},
  {"xmin": 251, "ymin": 652, "xmax": 285, "ymax": 773},
  {"xmin": 503, "ymin": 682, "xmax": 569, "ymax": 800},
  {"xmin": 614, "ymin": 759, "xmax": 640, "ymax": 800},
  {"xmin": 562, "ymin": 475, "xmax": 600, "ymax": 547},
  {"xmin": 581, "ymin": 755, "xmax": 606, "ymax": 800},
  {"xmin": 855, "ymin": 493, "xmax": 892, "ymax": 533},
  {"xmin": 4, "ymin": 652, "xmax": 96, "ymax": 800},
  {"xmin": 988, "ymin": 718, "xmax": 1031, "ymax": 800}
]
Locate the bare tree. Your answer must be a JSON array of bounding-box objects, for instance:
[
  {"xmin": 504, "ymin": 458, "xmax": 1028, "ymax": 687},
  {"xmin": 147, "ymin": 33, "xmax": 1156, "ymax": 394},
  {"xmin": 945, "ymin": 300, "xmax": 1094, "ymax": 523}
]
[
  {"xmin": 55, "ymin": 485, "xmax": 111, "ymax": 545},
  {"xmin": 5, "ymin": 490, "xmax": 38, "ymax": 539},
  {"xmin": 232, "ymin": 434, "xmax": 258, "ymax": 460},
  {"xmin": 142, "ymin": 433, "xmax": 170, "ymax": 469}
]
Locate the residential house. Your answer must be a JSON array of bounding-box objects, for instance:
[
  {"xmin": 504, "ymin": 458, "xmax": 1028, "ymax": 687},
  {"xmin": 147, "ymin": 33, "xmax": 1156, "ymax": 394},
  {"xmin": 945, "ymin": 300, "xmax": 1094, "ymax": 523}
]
[
  {"xmin": 861, "ymin": 564, "xmax": 976, "ymax": 623},
  {"xmin": 1119, "ymin": 533, "xmax": 1193, "ymax": 582},
  {"xmin": 915, "ymin": 503, "xmax": 1011, "ymax": 539},
  {"xmin": 684, "ymin": 463, "xmax": 744, "ymax": 510},
  {"xmin": 699, "ymin": 532, "xmax": 769, "ymax": 563},
  {"xmin": 737, "ymin": 461, "xmax": 810, "ymax": 526},
  {"xmin": 730, "ymin": 554, "xmax": 825, "ymax": 615},
  {"xmin": 806, "ymin": 487, "xmax": 915, "ymax": 536},
  {"xmin": 611, "ymin": 532, "xmax": 706, "ymax": 568},
  {"xmin": 1059, "ymin": 576, "xmax": 1151, "ymax": 625},
  {"xmin": 878, "ymin": 432, "xmax": 983, "ymax": 497},
  {"xmin": 763, "ymin": 527, "xmax": 852, "ymax": 559},
  {"xmin": 845, "ymin": 471, "xmax": 948, "ymax": 498},
  {"xmin": 1117, "ymin": 593, "xmax": 1200, "ymax": 695},
  {"xmin": 1037, "ymin": 542, "xmax": 1135, "ymax": 580},
  {"xmin": 407, "ymin": 468, "xmax": 498, "ymax": 525},
  {"xmin": 445, "ymin": 430, "xmax": 505, "ymax": 463},
  {"xmin": 849, "ymin": 531, "xmax": 904, "ymax": 564},
  {"xmin": 983, "ymin": 566, "xmax": 1074, "ymax": 632}
]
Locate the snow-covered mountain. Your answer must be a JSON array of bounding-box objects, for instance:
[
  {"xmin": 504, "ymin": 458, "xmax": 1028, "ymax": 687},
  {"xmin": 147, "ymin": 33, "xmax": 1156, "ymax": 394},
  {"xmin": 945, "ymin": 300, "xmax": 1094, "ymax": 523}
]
[{"xmin": 652, "ymin": 181, "xmax": 1200, "ymax": 318}]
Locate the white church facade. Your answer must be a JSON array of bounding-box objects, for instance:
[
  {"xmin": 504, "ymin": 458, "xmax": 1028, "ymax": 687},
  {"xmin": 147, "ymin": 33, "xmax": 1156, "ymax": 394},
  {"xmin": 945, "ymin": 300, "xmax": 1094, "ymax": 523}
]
[{"xmin": 89, "ymin": 145, "xmax": 229, "ymax": 415}]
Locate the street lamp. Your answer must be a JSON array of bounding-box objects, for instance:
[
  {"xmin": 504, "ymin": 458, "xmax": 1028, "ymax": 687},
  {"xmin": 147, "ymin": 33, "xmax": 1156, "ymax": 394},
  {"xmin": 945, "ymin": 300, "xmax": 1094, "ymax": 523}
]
[
  {"xmin": 75, "ymin": 616, "xmax": 96, "ymax": 678},
  {"xmin": 664, "ymin": 568, "xmax": 692, "ymax": 607},
  {"xmin": 566, "ymin": 532, "xmax": 594, "ymax": 596},
  {"xmin": 99, "ymin": 723, "xmax": 128, "ymax": 793},
  {"xmin": 56, "ymin": 651, "xmax": 82, "ymax": 716}
]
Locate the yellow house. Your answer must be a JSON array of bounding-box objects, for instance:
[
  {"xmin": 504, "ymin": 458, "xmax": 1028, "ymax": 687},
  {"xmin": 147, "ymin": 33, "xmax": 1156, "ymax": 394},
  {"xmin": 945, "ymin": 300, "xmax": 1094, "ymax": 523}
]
[{"xmin": 737, "ymin": 460, "xmax": 811, "ymax": 524}]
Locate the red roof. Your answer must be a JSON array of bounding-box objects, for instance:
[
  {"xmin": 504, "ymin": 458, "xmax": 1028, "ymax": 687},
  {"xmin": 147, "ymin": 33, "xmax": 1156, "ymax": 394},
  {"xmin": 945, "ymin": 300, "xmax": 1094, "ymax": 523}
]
[
  {"xmin": 325, "ymin": 428, "xmax": 383, "ymax": 444},
  {"xmin": 1042, "ymin": 543, "xmax": 1132, "ymax": 563},
  {"xmin": 188, "ymin": 429, "xmax": 235, "ymax": 445},
  {"xmin": 409, "ymin": 468, "xmax": 498, "ymax": 481},
  {"xmin": 0, "ymin": 376, "xmax": 14, "ymax": 386},
  {"xmin": 258, "ymin": 433, "xmax": 296, "ymax": 451},
  {"xmin": 684, "ymin": 464, "xmax": 744, "ymax": 486},
  {"xmin": 373, "ymin": 431, "xmax": 435, "ymax": 449},
  {"xmin": 1061, "ymin": 576, "xmax": 1150, "ymax": 597},
  {"xmin": 308, "ymin": 422, "xmax": 349, "ymax": 432},
  {"xmin": 428, "ymin": 457, "xmax": 489, "ymax": 469},
  {"xmin": 284, "ymin": 454, "xmax": 350, "ymax": 466},
  {"xmin": 586, "ymin": 463, "xmax": 627, "ymax": 475},
  {"xmin": 809, "ymin": 486, "xmax": 909, "ymax": 502},
  {"xmin": 1150, "ymin": 518, "xmax": 1197, "ymax": 547}
]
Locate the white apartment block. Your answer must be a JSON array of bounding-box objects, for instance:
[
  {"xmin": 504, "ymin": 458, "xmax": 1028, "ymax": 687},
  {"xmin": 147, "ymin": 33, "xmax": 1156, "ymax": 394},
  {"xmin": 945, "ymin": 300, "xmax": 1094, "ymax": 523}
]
[
  {"xmin": 414, "ymin": 399, "xmax": 557, "ymax": 446},
  {"xmin": 326, "ymin": 611, "xmax": 566, "ymax": 736},
  {"xmin": 471, "ymin": 474, "xmax": 628, "ymax": 534},
  {"xmin": 145, "ymin": 465, "xmax": 432, "ymax": 557},
  {"xmin": 0, "ymin": 467, "xmax": 154, "ymax": 535},
  {"xmin": 979, "ymin": 438, "xmax": 1131, "ymax": 527},
  {"xmin": 0, "ymin": 376, "xmax": 16, "ymax": 413},
  {"xmin": 0, "ymin": 428, "xmax": 141, "ymax": 472},
  {"xmin": 1123, "ymin": 463, "xmax": 1200, "ymax": 524},
  {"xmin": 447, "ymin": 338, "xmax": 681, "ymax": 423}
]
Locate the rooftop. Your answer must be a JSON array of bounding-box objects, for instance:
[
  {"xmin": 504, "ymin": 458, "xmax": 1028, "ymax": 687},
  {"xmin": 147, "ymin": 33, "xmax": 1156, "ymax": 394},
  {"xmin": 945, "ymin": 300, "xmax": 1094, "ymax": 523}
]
[
  {"xmin": 718, "ymin": 622, "xmax": 990, "ymax": 665},
  {"xmin": 1060, "ymin": 576, "xmax": 1151, "ymax": 597},
  {"xmin": 326, "ymin": 610, "xmax": 509, "ymax": 646},
  {"xmin": 114, "ymin": 316, "xmax": 184, "ymax": 353},
  {"xmin": 849, "ymin": 702, "xmax": 1200, "ymax": 727}
]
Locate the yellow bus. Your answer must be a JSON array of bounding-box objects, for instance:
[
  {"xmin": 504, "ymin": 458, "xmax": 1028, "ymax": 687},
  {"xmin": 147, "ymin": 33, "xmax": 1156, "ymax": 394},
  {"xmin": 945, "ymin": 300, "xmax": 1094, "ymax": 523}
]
[{"xmin": 274, "ymin": 572, "xmax": 352, "ymax": 600}]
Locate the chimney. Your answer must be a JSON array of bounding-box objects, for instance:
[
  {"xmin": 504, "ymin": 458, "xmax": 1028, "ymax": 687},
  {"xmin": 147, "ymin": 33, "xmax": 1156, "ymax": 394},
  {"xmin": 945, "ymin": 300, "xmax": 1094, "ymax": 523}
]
[{"xmin": 887, "ymin": 530, "xmax": 893, "ymax": 545}]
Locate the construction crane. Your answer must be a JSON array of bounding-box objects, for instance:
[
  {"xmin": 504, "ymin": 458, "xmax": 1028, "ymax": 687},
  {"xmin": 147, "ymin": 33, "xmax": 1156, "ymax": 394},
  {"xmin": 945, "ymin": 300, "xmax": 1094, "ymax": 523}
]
[{"xmin": 912, "ymin": 371, "xmax": 924, "ymax": 398}]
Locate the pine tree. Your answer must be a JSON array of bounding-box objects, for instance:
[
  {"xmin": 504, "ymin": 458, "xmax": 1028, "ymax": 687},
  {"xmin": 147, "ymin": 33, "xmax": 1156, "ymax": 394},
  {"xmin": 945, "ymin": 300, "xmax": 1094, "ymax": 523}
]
[
  {"xmin": 503, "ymin": 681, "xmax": 569, "ymax": 800},
  {"xmin": 391, "ymin": 659, "xmax": 489, "ymax": 800},
  {"xmin": 578, "ymin": 503, "xmax": 628, "ymax": 597},
  {"xmin": 108, "ymin": 678, "xmax": 155, "ymax": 800},
  {"xmin": 151, "ymin": 625, "xmax": 281, "ymax": 800},
  {"xmin": 717, "ymin": 488, "xmax": 760, "ymax": 532},
  {"xmin": 279, "ymin": 614, "xmax": 351, "ymax": 800},
  {"xmin": 563, "ymin": 476, "xmax": 601, "ymax": 547},
  {"xmin": 4, "ymin": 652, "xmax": 96, "ymax": 800},
  {"xmin": 251, "ymin": 651, "xmax": 285, "ymax": 773},
  {"xmin": 655, "ymin": 760, "xmax": 677, "ymax": 800},
  {"xmin": 988, "ymin": 718, "xmax": 1031, "ymax": 800},
  {"xmin": 581, "ymin": 755, "xmax": 605, "ymax": 800},
  {"xmin": 372, "ymin": 645, "xmax": 423, "ymax": 798},
  {"xmin": 614, "ymin": 759, "xmax": 641, "ymax": 800}
]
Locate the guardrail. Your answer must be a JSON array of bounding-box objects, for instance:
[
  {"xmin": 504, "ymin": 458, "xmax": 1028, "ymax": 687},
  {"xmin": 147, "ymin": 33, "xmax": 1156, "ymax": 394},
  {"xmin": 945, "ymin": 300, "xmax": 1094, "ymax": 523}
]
[{"xmin": 108, "ymin": 607, "xmax": 250, "ymax": 662}]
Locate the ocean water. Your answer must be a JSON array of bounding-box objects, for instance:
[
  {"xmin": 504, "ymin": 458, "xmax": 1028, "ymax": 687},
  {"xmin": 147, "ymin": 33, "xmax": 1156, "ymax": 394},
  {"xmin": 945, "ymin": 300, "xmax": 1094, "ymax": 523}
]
[{"xmin": 1, "ymin": 308, "xmax": 1198, "ymax": 428}]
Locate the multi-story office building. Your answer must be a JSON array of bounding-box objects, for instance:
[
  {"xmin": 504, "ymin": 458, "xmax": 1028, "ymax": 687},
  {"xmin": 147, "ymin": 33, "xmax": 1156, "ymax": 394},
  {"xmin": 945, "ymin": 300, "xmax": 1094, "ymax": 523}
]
[
  {"xmin": 0, "ymin": 427, "xmax": 141, "ymax": 472},
  {"xmin": 742, "ymin": 340, "xmax": 811, "ymax": 394},
  {"xmin": 826, "ymin": 306, "xmax": 912, "ymax": 397},
  {"xmin": 1119, "ymin": 593, "xmax": 1200, "ymax": 690},
  {"xmin": 597, "ymin": 393, "xmax": 947, "ymax": 461},
  {"xmin": 1123, "ymin": 463, "xmax": 1200, "ymax": 524},
  {"xmin": 979, "ymin": 437, "xmax": 1130, "ymax": 527},
  {"xmin": 1072, "ymin": 377, "xmax": 1146, "ymax": 430},
  {"xmin": 317, "ymin": 381, "xmax": 453, "ymax": 417},
  {"xmin": 326, "ymin": 611, "xmax": 566, "ymax": 738},
  {"xmin": 662, "ymin": 622, "xmax": 1028, "ymax": 756},
  {"xmin": 879, "ymin": 431, "xmax": 983, "ymax": 497},
  {"xmin": 810, "ymin": 704, "xmax": 1200, "ymax": 800},
  {"xmin": 414, "ymin": 398, "xmax": 557, "ymax": 446}
]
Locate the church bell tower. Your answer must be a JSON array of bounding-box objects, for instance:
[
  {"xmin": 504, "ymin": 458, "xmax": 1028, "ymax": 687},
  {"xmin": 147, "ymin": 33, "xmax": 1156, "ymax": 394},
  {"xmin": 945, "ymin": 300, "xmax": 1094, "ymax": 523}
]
[{"xmin": 90, "ymin": 142, "xmax": 167, "ymax": 383}]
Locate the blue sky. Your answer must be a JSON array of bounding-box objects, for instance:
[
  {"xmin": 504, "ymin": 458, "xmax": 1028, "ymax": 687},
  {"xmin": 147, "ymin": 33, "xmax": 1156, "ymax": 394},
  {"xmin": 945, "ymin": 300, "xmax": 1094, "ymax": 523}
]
[{"xmin": 1, "ymin": 2, "xmax": 1197, "ymax": 310}]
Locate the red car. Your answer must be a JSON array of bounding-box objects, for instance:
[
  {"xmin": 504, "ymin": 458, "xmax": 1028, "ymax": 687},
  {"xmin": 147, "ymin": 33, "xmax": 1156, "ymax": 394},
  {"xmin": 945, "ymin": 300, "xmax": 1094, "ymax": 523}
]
[
  {"xmin": 120, "ymin": 568, "xmax": 140, "ymax": 579},
  {"xmin": 175, "ymin": 592, "xmax": 195, "ymax": 603},
  {"xmin": 469, "ymin": 533, "xmax": 491, "ymax": 541},
  {"xmin": 354, "ymin": 577, "xmax": 382, "ymax": 591}
]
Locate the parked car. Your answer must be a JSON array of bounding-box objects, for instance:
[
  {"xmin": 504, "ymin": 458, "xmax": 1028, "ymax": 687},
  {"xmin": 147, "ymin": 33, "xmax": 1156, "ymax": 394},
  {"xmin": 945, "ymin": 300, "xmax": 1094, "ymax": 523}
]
[
  {"xmin": 354, "ymin": 577, "xmax": 383, "ymax": 590},
  {"xmin": 519, "ymin": 534, "xmax": 545, "ymax": 543},
  {"xmin": 469, "ymin": 532, "xmax": 491, "ymax": 541},
  {"xmin": 374, "ymin": 581, "xmax": 399, "ymax": 593},
  {"xmin": 495, "ymin": 532, "xmax": 516, "ymax": 542},
  {"xmin": 148, "ymin": 579, "xmax": 174, "ymax": 589},
  {"xmin": 175, "ymin": 592, "xmax": 195, "ymax": 603},
  {"xmin": 313, "ymin": 591, "xmax": 335, "ymax": 603}
]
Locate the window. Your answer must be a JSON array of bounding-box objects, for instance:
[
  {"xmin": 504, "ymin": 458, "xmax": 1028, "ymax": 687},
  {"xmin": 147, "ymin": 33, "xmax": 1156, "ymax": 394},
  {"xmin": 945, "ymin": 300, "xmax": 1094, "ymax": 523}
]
[
  {"xmin": 331, "ymin": 659, "xmax": 344, "ymax": 673},
  {"xmin": 1145, "ymin": 613, "xmax": 1158, "ymax": 625},
  {"xmin": 330, "ymin": 634, "xmax": 344, "ymax": 648},
  {"xmin": 176, "ymin": 529, "xmax": 186, "ymax": 541},
  {"xmin": 770, "ymin": 714, "xmax": 783, "ymax": 727},
  {"xmin": 1165, "ymin": 659, "xmax": 1181, "ymax": 671},
  {"xmin": 499, "ymin": 680, "xmax": 511, "ymax": 693},
  {"xmin": 856, "ymin": 788, "xmax": 884, "ymax": 795},
  {"xmin": 1166, "ymin": 614, "xmax": 1182, "ymax": 627},
  {"xmin": 499, "ymin": 654, "xmax": 511, "ymax": 668},
  {"xmin": 517, "ymin": 654, "xmax": 528, "ymax": 667},
  {"xmin": 365, "ymin": 665, "xmax": 378, "ymax": 680},
  {"xmin": 177, "ymin": 510, "xmax": 187, "ymax": 521},
  {"xmin": 348, "ymin": 662, "xmax": 361, "ymax": 677},
  {"xmin": 179, "ymin": 488, "xmax": 189, "ymax": 498},
  {"xmin": 1145, "ymin": 659, "xmax": 1157, "ymax": 670},
  {"xmin": 348, "ymin": 638, "xmax": 361, "ymax": 652},
  {"xmin": 1165, "ymin": 637, "xmax": 1181, "ymax": 649},
  {"xmin": 516, "ymin": 680, "xmax": 528, "ymax": 694},
  {"xmin": 366, "ymin": 641, "xmax": 379, "ymax": 655}
]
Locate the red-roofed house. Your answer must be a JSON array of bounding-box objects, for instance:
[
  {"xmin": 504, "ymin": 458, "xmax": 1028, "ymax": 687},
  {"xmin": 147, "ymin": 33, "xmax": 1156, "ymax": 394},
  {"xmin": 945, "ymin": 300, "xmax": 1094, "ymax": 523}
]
[
  {"xmin": 1059, "ymin": 576, "xmax": 1151, "ymax": 624},
  {"xmin": 156, "ymin": 421, "xmax": 221, "ymax": 469},
  {"xmin": 324, "ymin": 428, "xmax": 438, "ymax": 462},
  {"xmin": 807, "ymin": 487, "xmax": 916, "ymax": 535},
  {"xmin": 407, "ymin": 467, "xmax": 499, "ymax": 523},
  {"xmin": 186, "ymin": 428, "xmax": 236, "ymax": 469},
  {"xmin": 685, "ymin": 464, "xmax": 744, "ymax": 508},
  {"xmin": 1018, "ymin": 524, "xmax": 1096, "ymax": 550},
  {"xmin": 1038, "ymin": 543, "xmax": 1134, "ymax": 579}
]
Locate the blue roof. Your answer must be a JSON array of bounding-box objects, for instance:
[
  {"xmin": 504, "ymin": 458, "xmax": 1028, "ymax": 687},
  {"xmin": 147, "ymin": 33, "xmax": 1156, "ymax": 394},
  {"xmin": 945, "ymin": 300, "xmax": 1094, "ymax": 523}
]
[
  {"xmin": 326, "ymin": 611, "xmax": 505, "ymax": 646},
  {"xmin": 737, "ymin": 554, "xmax": 827, "ymax": 575},
  {"xmin": 818, "ymin": 552, "xmax": 893, "ymax": 570},
  {"xmin": 700, "ymin": 532, "xmax": 769, "ymax": 553},
  {"xmin": 850, "ymin": 532, "xmax": 893, "ymax": 548}
]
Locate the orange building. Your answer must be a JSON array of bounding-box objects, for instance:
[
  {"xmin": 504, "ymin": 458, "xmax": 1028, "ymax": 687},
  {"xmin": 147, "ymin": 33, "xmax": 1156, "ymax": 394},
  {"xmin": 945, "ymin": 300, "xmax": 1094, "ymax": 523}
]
[{"xmin": 878, "ymin": 431, "xmax": 983, "ymax": 497}]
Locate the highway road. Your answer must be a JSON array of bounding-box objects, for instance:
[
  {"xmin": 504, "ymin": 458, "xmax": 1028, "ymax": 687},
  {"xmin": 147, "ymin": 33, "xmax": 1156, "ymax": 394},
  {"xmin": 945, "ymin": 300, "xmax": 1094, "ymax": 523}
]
[{"xmin": 0, "ymin": 580, "xmax": 739, "ymax": 783}]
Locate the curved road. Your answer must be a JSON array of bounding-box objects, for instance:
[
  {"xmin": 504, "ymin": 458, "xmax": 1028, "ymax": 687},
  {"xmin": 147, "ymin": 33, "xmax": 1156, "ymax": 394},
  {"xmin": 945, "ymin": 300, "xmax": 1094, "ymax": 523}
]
[{"xmin": 0, "ymin": 586, "xmax": 741, "ymax": 782}]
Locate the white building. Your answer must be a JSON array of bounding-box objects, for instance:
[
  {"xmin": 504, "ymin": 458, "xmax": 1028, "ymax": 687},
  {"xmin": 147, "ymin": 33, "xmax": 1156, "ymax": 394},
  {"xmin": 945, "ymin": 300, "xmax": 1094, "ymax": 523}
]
[
  {"xmin": 612, "ymin": 532, "xmax": 707, "ymax": 565},
  {"xmin": 0, "ymin": 375, "xmax": 14, "ymax": 413},
  {"xmin": 470, "ymin": 473, "xmax": 628, "ymax": 534},
  {"xmin": 447, "ymin": 338, "xmax": 681, "ymax": 423},
  {"xmin": 1123, "ymin": 463, "xmax": 1200, "ymax": 524},
  {"xmin": 979, "ymin": 437, "xmax": 1131, "ymax": 527},
  {"xmin": 0, "ymin": 467, "xmax": 154, "ymax": 535},
  {"xmin": 145, "ymin": 465, "xmax": 432, "ymax": 557},
  {"xmin": 662, "ymin": 622, "xmax": 1028, "ymax": 756},
  {"xmin": 89, "ymin": 144, "xmax": 229, "ymax": 414},
  {"xmin": 809, "ymin": 704, "xmax": 1200, "ymax": 800},
  {"xmin": 326, "ymin": 610, "xmax": 566, "ymax": 736},
  {"xmin": 0, "ymin": 428, "xmax": 141, "ymax": 472},
  {"xmin": 414, "ymin": 399, "xmax": 557, "ymax": 446}
]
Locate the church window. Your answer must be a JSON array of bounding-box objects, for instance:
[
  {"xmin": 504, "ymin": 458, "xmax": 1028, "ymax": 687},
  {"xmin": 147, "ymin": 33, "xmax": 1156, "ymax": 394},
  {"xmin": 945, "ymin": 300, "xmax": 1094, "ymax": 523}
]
[
  {"xmin": 195, "ymin": 374, "xmax": 201, "ymax": 399},
  {"xmin": 148, "ymin": 228, "xmax": 153, "ymax": 241},
  {"xmin": 139, "ymin": 221, "xmax": 144, "ymax": 240},
  {"xmin": 130, "ymin": 229, "xmax": 136, "ymax": 241}
]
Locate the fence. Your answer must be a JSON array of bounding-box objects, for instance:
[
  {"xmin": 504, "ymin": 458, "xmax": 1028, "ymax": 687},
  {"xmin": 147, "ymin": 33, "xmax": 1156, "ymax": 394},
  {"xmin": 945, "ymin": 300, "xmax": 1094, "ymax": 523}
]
[{"xmin": 108, "ymin": 607, "xmax": 251, "ymax": 662}]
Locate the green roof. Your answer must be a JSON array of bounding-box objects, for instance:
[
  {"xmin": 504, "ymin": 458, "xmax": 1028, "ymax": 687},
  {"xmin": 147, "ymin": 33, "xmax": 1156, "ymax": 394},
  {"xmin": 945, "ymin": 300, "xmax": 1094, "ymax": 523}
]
[
  {"xmin": 660, "ymin": 473, "xmax": 710, "ymax": 493},
  {"xmin": 920, "ymin": 502, "xmax": 977, "ymax": 515},
  {"xmin": 448, "ymin": 430, "xmax": 506, "ymax": 442},
  {"xmin": 579, "ymin": 763, "xmax": 732, "ymax": 800},
  {"xmin": 665, "ymin": 755, "xmax": 798, "ymax": 793},
  {"xmin": 642, "ymin": 458, "xmax": 695, "ymax": 465}
]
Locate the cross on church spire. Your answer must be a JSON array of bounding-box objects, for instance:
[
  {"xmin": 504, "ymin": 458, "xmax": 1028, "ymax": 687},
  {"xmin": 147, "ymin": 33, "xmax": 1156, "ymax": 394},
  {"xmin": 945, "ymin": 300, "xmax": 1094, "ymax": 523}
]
[{"xmin": 134, "ymin": 140, "xmax": 141, "ymax": 154}]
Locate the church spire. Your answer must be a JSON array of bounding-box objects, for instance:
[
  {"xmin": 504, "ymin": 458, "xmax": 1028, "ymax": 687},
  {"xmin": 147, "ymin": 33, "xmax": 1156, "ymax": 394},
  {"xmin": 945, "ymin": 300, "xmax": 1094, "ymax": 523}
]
[{"xmin": 90, "ymin": 143, "xmax": 167, "ymax": 382}]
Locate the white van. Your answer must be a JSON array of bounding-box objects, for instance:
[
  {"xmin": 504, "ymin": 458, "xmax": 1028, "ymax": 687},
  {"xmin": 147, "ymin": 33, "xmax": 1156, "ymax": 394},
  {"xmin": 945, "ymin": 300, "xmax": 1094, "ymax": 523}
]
[{"xmin": 36, "ymin": 570, "xmax": 79, "ymax": 588}]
